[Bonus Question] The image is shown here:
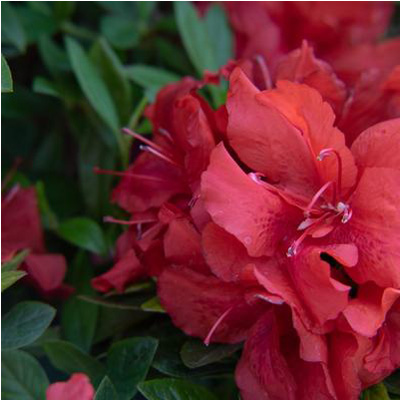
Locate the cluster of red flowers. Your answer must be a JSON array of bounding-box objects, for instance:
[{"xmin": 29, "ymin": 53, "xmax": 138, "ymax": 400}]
[{"xmin": 93, "ymin": 2, "xmax": 400, "ymax": 399}]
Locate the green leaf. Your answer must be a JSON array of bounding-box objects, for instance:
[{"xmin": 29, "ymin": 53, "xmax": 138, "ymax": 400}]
[
  {"xmin": 174, "ymin": 2, "xmax": 218, "ymax": 74},
  {"xmin": 57, "ymin": 217, "xmax": 107, "ymax": 254},
  {"xmin": 2, "ymin": 349, "xmax": 49, "ymax": 400},
  {"xmin": 180, "ymin": 340, "xmax": 240, "ymax": 369},
  {"xmin": 2, "ymin": 250, "xmax": 29, "ymax": 272},
  {"xmin": 107, "ymin": 337, "xmax": 158, "ymax": 400},
  {"xmin": 362, "ymin": 383, "xmax": 390, "ymax": 400},
  {"xmin": 1, "ymin": 55, "xmax": 13, "ymax": 93},
  {"xmin": 38, "ymin": 36, "xmax": 70, "ymax": 76},
  {"xmin": 61, "ymin": 296, "xmax": 99, "ymax": 352},
  {"xmin": 2, "ymin": 301, "xmax": 56, "ymax": 350},
  {"xmin": 90, "ymin": 39, "xmax": 132, "ymax": 123},
  {"xmin": 95, "ymin": 376, "xmax": 119, "ymax": 400},
  {"xmin": 101, "ymin": 15, "xmax": 140, "ymax": 49},
  {"xmin": 35, "ymin": 181, "xmax": 59, "ymax": 230},
  {"xmin": 204, "ymin": 5, "xmax": 233, "ymax": 68},
  {"xmin": 125, "ymin": 65, "xmax": 179, "ymax": 91},
  {"xmin": 1, "ymin": 270, "xmax": 26, "ymax": 292},
  {"xmin": 43, "ymin": 340, "xmax": 106, "ymax": 384},
  {"xmin": 1, "ymin": 2, "xmax": 26, "ymax": 52},
  {"xmin": 53, "ymin": 1, "xmax": 76, "ymax": 22},
  {"xmin": 65, "ymin": 37, "xmax": 123, "ymax": 154},
  {"xmin": 138, "ymin": 378, "xmax": 218, "ymax": 400},
  {"xmin": 141, "ymin": 297, "xmax": 165, "ymax": 313}
]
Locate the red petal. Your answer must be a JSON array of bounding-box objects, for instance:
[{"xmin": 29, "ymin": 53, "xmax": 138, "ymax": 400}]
[
  {"xmin": 158, "ymin": 267, "xmax": 266, "ymax": 344},
  {"xmin": 92, "ymin": 249, "xmax": 144, "ymax": 293},
  {"xmin": 1, "ymin": 186, "xmax": 45, "ymax": 260},
  {"xmin": 202, "ymin": 222, "xmax": 257, "ymax": 282},
  {"xmin": 351, "ymin": 118, "xmax": 400, "ymax": 170},
  {"xmin": 343, "ymin": 284, "xmax": 400, "ymax": 337},
  {"xmin": 46, "ymin": 373, "xmax": 94, "ymax": 400},
  {"xmin": 202, "ymin": 144, "xmax": 298, "ymax": 257},
  {"xmin": 227, "ymin": 68, "xmax": 319, "ymax": 200},
  {"xmin": 334, "ymin": 167, "xmax": 400, "ymax": 287},
  {"xmin": 23, "ymin": 253, "xmax": 67, "ymax": 294}
]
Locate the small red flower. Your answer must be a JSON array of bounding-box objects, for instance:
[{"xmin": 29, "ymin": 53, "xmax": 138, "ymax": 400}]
[
  {"xmin": 46, "ymin": 373, "xmax": 94, "ymax": 400},
  {"xmin": 2, "ymin": 186, "xmax": 72, "ymax": 297}
]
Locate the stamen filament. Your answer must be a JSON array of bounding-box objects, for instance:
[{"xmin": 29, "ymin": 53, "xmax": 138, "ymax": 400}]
[
  {"xmin": 304, "ymin": 181, "xmax": 333, "ymax": 217},
  {"xmin": 140, "ymin": 145, "xmax": 180, "ymax": 167},
  {"xmin": 104, "ymin": 216, "xmax": 157, "ymax": 225},
  {"xmin": 93, "ymin": 166, "xmax": 170, "ymax": 183},
  {"xmin": 254, "ymin": 55, "xmax": 272, "ymax": 90},
  {"xmin": 122, "ymin": 128, "xmax": 167, "ymax": 154},
  {"xmin": 317, "ymin": 148, "xmax": 343, "ymax": 200},
  {"xmin": 204, "ymin": 307, "xmax": 233, "ymax": 346}
]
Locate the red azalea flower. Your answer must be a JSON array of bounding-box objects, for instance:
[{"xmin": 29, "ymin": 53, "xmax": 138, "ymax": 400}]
[
  {"xmin": 92, "ymin": 77, "xmax": 222, "ymax": 293},
  {"xmin": 46, "ymin": 373, "xmax": 94, "ymax": 400},
  {"xmin": 1, "ymin": 185, "xmax": 72, "ymax": 297}
]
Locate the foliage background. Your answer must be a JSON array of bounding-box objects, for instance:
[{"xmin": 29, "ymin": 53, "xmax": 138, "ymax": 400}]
[{"xmin": 1, "ymin": 2, "xmax": 400, "ymax": 399}]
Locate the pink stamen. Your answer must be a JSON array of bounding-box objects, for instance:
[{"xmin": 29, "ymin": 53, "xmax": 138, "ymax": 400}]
[
  {"xmin": 204, "ymin": 307, "xmax": 233, "ymax": 346},
  {"xmin": 304, "ymin": 181, "xmax": 334, "ymax": 217},
  {"xmin": 122, "ymin": 128, "xmax": 167, "ymax": 154},
  {"xmin": 317, "ymin": 148, "xmax": 343, "ymax": 200},
  {"xmin": 254, "ymin": 55, "xmax": 272, "ymax": 90},
  {"xmin": 93, "ymin": 166, "xmax": 170, "ymax": 183},
  {"xmin": 140, "ymin": 145, "xmax": 180, "ymax": 167},
  {"xmin": 158, "ymin": 128, "xmax": 173, "ymax": 142}
]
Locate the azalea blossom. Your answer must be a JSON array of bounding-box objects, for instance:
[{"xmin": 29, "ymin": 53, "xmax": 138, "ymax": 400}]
[
  {"xmin": 92, "ymin": 76, "xmax": 222, "ymax": 292},
  {"xmin": 1, "ymin": 185, "xmax": 71, "ymax": 297},
  {"xmin": 46, "ymin": 373, "xmax": 94, "ymax": 400}
]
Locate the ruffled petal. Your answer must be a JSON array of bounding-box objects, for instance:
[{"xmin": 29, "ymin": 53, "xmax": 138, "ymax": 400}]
[
  {"xmin": 46, "ymin": 373, "xmax": 94, "ymax": 400},
  {"xmin": 92, "ymin": 249, "xmax": 144, "ymax": 293},
  {"xmin": 343, "ymin": 284, "xmax": 400, "ymax": 337},
  {"xmin": 351, "ymin": 118, "xmax": 400, "ymax": 170},
  {"xmin": 227, "ymin": 68, "xmax": 320, "ymax": 199},
  {"xmin": 201, "ymin": 143, "xmax": 298, "ymax": 257},
  {"xmin": 158, "ymin": 266, "xmax": 266, "ymax": 344},
  {"xmin": 334, "ymin": 167, "xmax": 400, "ymax": 287}
]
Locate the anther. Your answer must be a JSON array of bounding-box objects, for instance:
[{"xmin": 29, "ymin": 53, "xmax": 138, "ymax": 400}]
[
  {"xmin": 122, "ymin": 128, "xmax": 166, "ymax": 154},
  {"xmin": 317, "ymin": 148, "xmax": 343, "ymax": 201}
]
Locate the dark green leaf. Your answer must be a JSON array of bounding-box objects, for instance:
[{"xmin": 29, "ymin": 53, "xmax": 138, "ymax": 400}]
[
  {"xmin": 362, "ymin": 383, "xmax": 390, "ymax": 400},
  {"xmin": 180, "ymin": 340, "xmax": 240, "ymax": 369},
  {"xmin": 174, "ymin": 2, "xmax": 218, "ymax": 74},
  {"xmin": 57, "ymin": 217, "xmax": 107, "ymax": 254},
  {"xmin": 35, "ymin": 181, "xmax": 59, "ymax": 230},
  {"xmin": 1, "ymin": 270, "xmax": 26, "ymax": 292},
  {"xmin": 53, "ymin": 1, "xmax": 76, "ymax": 21},
  {"xmin": 2, "ymin": 349, "xmax": 49, "ymax": 400},
  {"xmin": 138, "ymin": 378, "xmax": 218, "ymax": 400},
  {"xmin": 43, "ymin": 340, "xmax": 106, "ymax": 384},
  {"xmin": 1, "ymin": 3, "xmax": 26, "ymax": 52},
  {"xmin": 141, "ymin": 297, "xmax": 165, "ymax": 313},
  {"xmin": 61, "ymin": 296, "xmax": 99, "ymax": 352},
  {"xmin": 65, "ymin": 37, "xmax": 123, "ymax": 152},
  {"xmin": 107, "ymin": 337, "xmax": 158, "ymax": 400},
  {"xmin": 90, "ymin": 39, "xmax": 132, "ymax": 123},
  {"xmin": 2, "ymin": 301, "xmax": 56, "ymax": 350},
  {"xmin": 204, "ymin": 5, "xmax": 233, "ymax": 68},
  {"xmin": 385, "ymin": 370, "xmax": 400, "ymax": 395},
  {"xmin": 1, "ymin": 55, "xmax": 13, "ymax": 93},
  {"xmin": 95, "ymin": 376, "xmax": 119, "ymax": 400},
  {"xmin": 125, "ymin": 65, "xmax": 179, "ymax": 90},
  {"xmin": 101, "ymin": 15, "xmax": 140, "ymax": 49},
  {"xmin": 38, "ymin": 36, "xmax": 70, "ymax": 76}
]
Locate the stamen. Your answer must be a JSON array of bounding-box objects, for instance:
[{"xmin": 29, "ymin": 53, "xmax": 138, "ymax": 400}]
[
  {"xmin": 122, "ymin": 128, "xmax": 166, "ymax": 154},
  {"xmin": 188, "ymin": 194, "xmax": 200, "ymax": 208},
  {"xmin": 204, "ymin": 307, "xmax": 233, "ymax": 346},
  {"xmin": 254, "ymin": 55, "xmax": 272, "ymax": 90},
  {"xmin": 158, "ymin": 128, "xmax": 173, "ymax": 141},
  {"xmin": 317, "ymin": 148, "xmax": 343, "ymax": 200},
  {"xmin": 337, "ymin": 202, "xmax": 352, "ymax": 224},
  {"xmin": 304, "ymin": 181, "xmax": 333, "ymax": 217},
  {"xmin": 139, "ymin": 145, "xmax": 180, "ymax": 167},
  {"xmin": 93, "ymin": 166, "xmax": 170, "ymax": 183}
]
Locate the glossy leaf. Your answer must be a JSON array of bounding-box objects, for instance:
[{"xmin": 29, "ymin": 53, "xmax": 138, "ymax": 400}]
[
  {"xmin": 57, "ymin": 217, "xmax": 107, "ymax": 255},
  {"xmin": 2, "ymin": 301, "xmax": 56, "ymax": 350},
  {"xmin": 43, "ymin": 340, "xmax": 106, "ymax": 384},
  {"xmin": 362, "ymin": 383, "xmax": 390, "ymax": 400},
  {"xmin": 2, "ymin": 250, "xmax": 29, "ymax": 272},
  {"xmin": 1, "ymin": 2, "xmax": 26, "ymax": 52},
  {"xmin": 94, "ymin": 376, "xmax": 119, "ymax": 400},
  {"xmin": 138, "ymin": 378, "xmax": 218, "ymax": 400},
  {"xmin": 1, "ymin": 55, "xmax": 13, "ymax": 93},
  {"xmin": 141, "ymin": 297, "xmax": 166, "ymax": 313},
  {"xmin": 2, "ymin": 349, "xmax": 49, "ymax": 400},
  {"xmin": 101, "ymin": 15, "xmax": 140, "ymax": 49},
  {"xmin": 106, "ymin": 337, "xmax": 158, "ymax": 400},
  {"xmin": 180, "ymin": 340, "xmax": 240, "ymax": 369},
  {"xmin": 125, "ymin": 65, "xmax": 179, "ymax": 90},
  {"xmin": 1, "ymin": 270, "xmax": 26, "ymax": 292}
]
